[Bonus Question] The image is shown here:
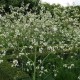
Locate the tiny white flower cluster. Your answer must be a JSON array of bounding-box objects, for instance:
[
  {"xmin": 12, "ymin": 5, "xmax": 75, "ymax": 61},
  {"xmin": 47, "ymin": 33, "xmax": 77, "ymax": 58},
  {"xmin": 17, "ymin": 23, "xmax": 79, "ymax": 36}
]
[
  {"xmin": 78, "ymin": 76, "xmax": 80, "ymax": 80},
  {"xmin": 47, "ymin": 46, "xmax": 55, "ymax": 52},
  {"xmin": 38, "ymin": 60, "xmax": 42, "ymax": 64},
  {"xmin": 11, "ymin": 60, "xmax": 18, "ymax": 67},
  {"xmin": 68, "ymin": 64, "xmax": 75, "ymax": 69},
  {"xmin": 29, "ymin": 45, "xmax": 33, "ymax": 49},
  {"xmin": 39, "ymin": 47, "xmax": 43, "ymax": 53},
  {"xmin": 63, "ymin": 64, "xmax": 67, "ymax": 68},
  {"xmin": 0, "ymin": 60, "xmax": 3, "ymax": 64},
  {"xmin": 39, "ymin": 66, "xmax": 48, "ymax": 76},
  {"xmin": 19, "ymin": 53, "xmax": 24, "ymax": 57},
  {"xmin": 53, "ymin": 69, "xmax": 58, "ymax": 77},
  {"xmin": 63, "ymin": 63, "xmax": 75, "ymax": 69},
  {"xmin": 14, "ymin": 29, "xmax": 20, "ymax": 37},
  {"xmin": 34, "ymin": 28, "xmax": 39, "ymax": 32},
  {"xmin": 26, "ymin": 61, "xmax": 33, "ymax": 66}
]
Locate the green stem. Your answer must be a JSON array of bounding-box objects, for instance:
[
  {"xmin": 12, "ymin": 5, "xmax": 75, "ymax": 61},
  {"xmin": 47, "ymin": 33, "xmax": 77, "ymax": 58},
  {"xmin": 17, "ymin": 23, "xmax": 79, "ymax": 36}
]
[{"xmin": 33, "ymin": 46, "xmax": 37, "ymax": 80}]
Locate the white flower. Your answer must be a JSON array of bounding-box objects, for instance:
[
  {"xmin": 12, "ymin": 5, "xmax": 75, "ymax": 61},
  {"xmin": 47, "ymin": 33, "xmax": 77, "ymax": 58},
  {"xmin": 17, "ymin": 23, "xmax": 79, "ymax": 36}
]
[
  {"xmin": 8, "ymin": 43, "xmax": 14, "ymax": 48},
  {"xmin": 12, "ymin": 60, "xmax": 18, "ymax": 67},
  {"xmin": 47, "ymin": 46, "xmax": 52, "ymax": 50},
  {"xmin": 68, "ymin": 66, "xmax": 71, "ymax": 69},
  {"xmin": 38, "ymin": 60, "xmax": 42, "ymax": 64},
  {"xmin": 61, "ymin": 58, "xmax": 63, "ymax": 60},
  {"xmin": 27, "ymin": 68, "xmax": 29, "ymax": 72},
  {"xmin": 0, "ymin": 60, "xmax": 3, "ymax": 64},
  {"xmin": 13, "ymin": 60, "xmax": 18, "ymax": 64},
  {"xmin": 26, "ymin": 53, "xmax": 30, "ymax": 56},
  {"xmin": 39, "ymin": 48, "xmax": 43, "ymax": 53},
  {"xmin": 19, "ymin": 53, "xmax": 24, "ymax": 56},
  {"xmin": 34, "ymin": 42, "xmax": 38, "ymax": 46},
  {"xmin": 71, "ymin": 56, "xmax": 73, "ymax": 58},
  {"xmin": 34, "ymin": 28, "xmax": 39, "ymax": 31},
  {"xmin": 54, "ymin": 73, "xmax": 57, "ymax": 77},
  {"xmin": 41, "ymin": 66, "xmax": 44, "ymax": 70},
  {"xmin": 26, "ymin": 61, "xmax": 31, "ymax": 65},
  {"xmin": 71, "ymin": 64, "xmax": 74, "ymax": 67},
  {"xmin": 40, "ymin": 35, "xmax": 44, "ymax": 40},
  {"xmin": 39, "ymin": 74, "xmax": 42, "ymax": 76},
  {"xmin": 63, "ymin": 64, "xmax": 67, "ymax": 68},
  {"xmin": 15, "ymin": 29, "xmax": 20, "ymax": 36},
  {"xmin": 44, "ymin": 69, "xmax": 48, "ymax": 72},
  {"xmin": 53, "ymin": 27, "xmax": 57, "ymax": 31},
  {"xmin": 36, "ymin": 66, "xmax": 39, "ymax": 69},
  {"xmin": 40, "ymin": 71, "xmax": 44, "ymax": 74},
  {"xmin": 43, "ymin": 42, "xmax": 47, "ymax": 46},
  {"xmin": 2, "ymin": 53, "xmax": 6, "ymax": 56},
  {"xmin": 32, "ymin": 39, "xmax": 38, "ymax": 46},
  {"xmin": 78, "ymin": 76, "xmax": 80, "ymax": 80},
  {"xmin": 29, "ymin": 45, "xmax": 33, "ymax": 49},
  {"xmin": 57, "ymin": 55, "xmax": 60, "ymax": 58}
]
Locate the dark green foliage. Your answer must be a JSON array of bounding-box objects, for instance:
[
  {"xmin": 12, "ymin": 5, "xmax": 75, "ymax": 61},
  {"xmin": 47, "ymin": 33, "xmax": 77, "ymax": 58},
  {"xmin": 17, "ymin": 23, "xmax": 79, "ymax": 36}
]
[
  {"xmin": 0, "ymin": 61, "xmax": 29, "ymax": 80},
  {"xmin": 0, "ymin": 0, "xmax": 40, "ymax": 13},
  {"xmin": 0, "ymin": 61, "xmax": 16, "ymax": 80}
]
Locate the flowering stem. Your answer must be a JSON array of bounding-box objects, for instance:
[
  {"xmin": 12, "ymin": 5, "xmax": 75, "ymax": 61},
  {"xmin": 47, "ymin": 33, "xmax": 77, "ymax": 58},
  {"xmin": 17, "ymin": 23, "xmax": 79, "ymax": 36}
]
[{"xmin": 33, "ymin": 46, "xmax": 37, "ymax": 80}]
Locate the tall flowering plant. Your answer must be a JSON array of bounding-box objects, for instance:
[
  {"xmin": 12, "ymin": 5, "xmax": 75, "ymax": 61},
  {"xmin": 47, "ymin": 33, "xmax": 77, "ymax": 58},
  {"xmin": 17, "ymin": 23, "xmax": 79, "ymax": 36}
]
[{"xmin": 0, "ymin": 4, "xmax": 80, "ymax": 80}]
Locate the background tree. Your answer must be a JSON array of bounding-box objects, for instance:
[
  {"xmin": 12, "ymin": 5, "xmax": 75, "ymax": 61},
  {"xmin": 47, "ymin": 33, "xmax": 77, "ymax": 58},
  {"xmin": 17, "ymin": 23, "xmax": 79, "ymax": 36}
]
[{"xmin": 0, "ymin": 0, "xmax": 40, "ymax": 13}]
